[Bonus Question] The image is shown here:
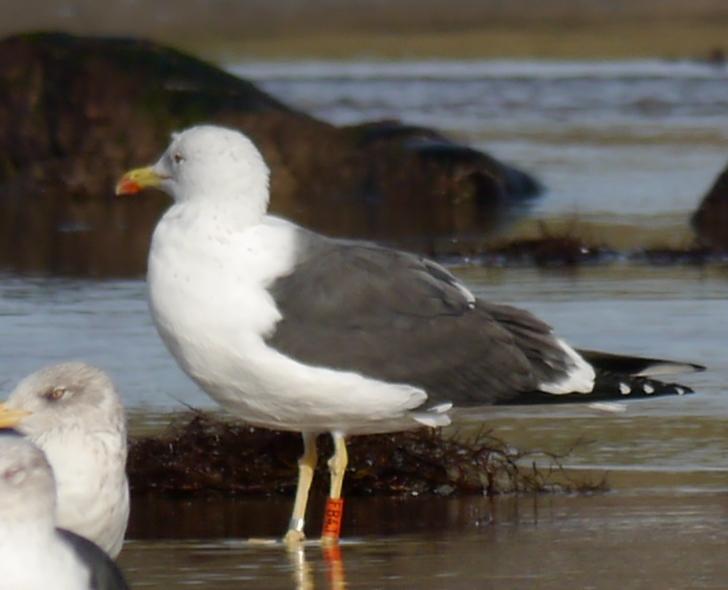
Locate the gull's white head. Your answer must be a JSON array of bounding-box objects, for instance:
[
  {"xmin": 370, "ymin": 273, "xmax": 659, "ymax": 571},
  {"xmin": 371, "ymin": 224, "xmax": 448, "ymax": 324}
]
[
  {"xmin": 116, "ymin": 125, "xmax": 270, "ymax": 213},
  {"xmin": 1, "ymin": 363, "xmax": 126, "ymax": 441},
  {"xmin": 0, "ymin": 431, "xmax": 56, "ymax": 526}
]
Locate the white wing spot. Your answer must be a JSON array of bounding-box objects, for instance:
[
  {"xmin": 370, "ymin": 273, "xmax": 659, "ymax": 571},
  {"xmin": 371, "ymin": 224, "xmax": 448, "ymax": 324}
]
[
  {"xmin": 619, "ymin": 382, "xmax": 631, "ymax": 395},
  {"xmin": 642, "ymin": 383, "xmax": 655, "ymax": 394}
]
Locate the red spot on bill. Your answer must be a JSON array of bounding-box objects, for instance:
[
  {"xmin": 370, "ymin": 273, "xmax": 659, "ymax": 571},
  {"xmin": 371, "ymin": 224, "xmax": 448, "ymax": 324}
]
[{"xmin": 115, "ymin": 177, "xmax": 142, "ymax": 196}]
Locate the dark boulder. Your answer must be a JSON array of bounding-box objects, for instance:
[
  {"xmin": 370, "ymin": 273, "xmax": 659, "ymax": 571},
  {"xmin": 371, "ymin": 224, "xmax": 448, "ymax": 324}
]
[
  {"xmin": 0, "ymin": 32, "xmax": 542, "ymax": 276},
  {"xmin": 692, "ymin": 163, "xmax": 728, "ymax": 251}
]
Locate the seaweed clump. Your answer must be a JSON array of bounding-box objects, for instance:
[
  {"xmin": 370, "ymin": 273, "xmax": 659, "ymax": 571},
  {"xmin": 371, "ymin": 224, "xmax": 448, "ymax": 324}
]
[
  {"xmin": 128, "ymin": 412, "xmax": 606, "ymax": 498},
  {"xmin": 484, "ymin": 235, "xmax": 614, "ymax": 267},
  {"xmin": 481, "ymin": 221, "xmax": 616, "ymax": 267},
  {"xmin": 631, "ymin": 245, "xmax": 719, "ymax": 265}
]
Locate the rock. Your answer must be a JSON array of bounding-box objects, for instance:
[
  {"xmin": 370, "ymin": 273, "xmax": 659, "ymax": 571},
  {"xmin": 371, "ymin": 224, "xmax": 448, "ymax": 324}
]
[
  {"xmin": 344, "ymin": 121, "xmax": 541, "ymax": 251},
  {"xmin": 0, "ymin": 32, "xmax": 542, "ymax": 276},
  {"xmin": 691, "ymin": 163, "xmax": 728, "ymax": 251}
]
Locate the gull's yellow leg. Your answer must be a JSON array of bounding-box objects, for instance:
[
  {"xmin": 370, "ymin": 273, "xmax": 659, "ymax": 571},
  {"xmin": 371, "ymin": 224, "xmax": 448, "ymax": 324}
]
[
  {"xmin": 283, "ymin": 432, "xmax": 318, "ymax": 545},
  {"xmin": 321, "ymin": 431, "xmax": 348, "ymax": 544}
]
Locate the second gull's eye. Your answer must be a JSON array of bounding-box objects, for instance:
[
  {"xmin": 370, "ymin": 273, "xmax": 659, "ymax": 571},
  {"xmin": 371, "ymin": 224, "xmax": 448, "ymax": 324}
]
[{"xmin": 45, "ymin": 386, "xmax": 67, "ymax": 402}]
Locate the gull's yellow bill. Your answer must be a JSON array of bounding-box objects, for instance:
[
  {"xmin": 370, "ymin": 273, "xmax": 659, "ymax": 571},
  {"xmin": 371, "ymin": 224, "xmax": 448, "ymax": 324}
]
[
  {"xmin": 115, "ymin": 166, "xmax": 163, "ymax": 196},
  {"xmin": 0, "ymin": 403, "xmax": 30, "ymax": 428}
]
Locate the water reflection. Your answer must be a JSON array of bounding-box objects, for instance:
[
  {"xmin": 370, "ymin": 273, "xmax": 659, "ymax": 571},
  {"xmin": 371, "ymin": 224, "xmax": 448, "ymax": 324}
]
[
  {"xmin": 287, "ymin": 543, "xmax": 346, "ymax": 590},
  {"xmin": 288, "ymin": 544, "xmax": 315, "ymax": 590}
]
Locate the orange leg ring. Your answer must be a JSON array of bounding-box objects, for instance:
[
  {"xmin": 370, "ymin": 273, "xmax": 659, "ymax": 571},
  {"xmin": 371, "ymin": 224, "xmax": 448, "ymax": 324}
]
[{"xmin": 322, "ymin": 497, "xmax": 345, "ymax": 539}]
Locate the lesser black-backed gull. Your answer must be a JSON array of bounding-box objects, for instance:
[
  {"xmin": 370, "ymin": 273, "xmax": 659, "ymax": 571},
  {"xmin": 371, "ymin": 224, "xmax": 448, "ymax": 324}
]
[
  {"xmin": 0, "ymin": 363, "xmax": 129, "ymax": 557},
  {"xmin": 116, "ymin": 125, "xmax": 703, "ymax": 545},
  {"xmin": 0, "ymin": 430, "xmax": 129, "ymax": 589}
]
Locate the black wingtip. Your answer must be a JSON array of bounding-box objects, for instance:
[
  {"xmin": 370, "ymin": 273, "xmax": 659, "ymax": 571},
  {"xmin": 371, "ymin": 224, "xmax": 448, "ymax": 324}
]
[
  {"xmin": 577, "ymin": 349, "xmax": 706, "ymax": 377},
  {"xmin": 511, "ymin": 374, "xmax": 696, "ymax": 405},
  {"xmin": 590, "ymin": 373, "xmax": 696, "ymax": 401}
]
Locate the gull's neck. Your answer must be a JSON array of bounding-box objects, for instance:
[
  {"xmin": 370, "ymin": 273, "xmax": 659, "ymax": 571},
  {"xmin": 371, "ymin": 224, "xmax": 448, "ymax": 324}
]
[
  {"xmin": 174, "ymin": 183, "xmax": 269, "ymax": 231},
  {"xmin": 0, "ymin": 498, "xmax": 56, "ymax": 531}
]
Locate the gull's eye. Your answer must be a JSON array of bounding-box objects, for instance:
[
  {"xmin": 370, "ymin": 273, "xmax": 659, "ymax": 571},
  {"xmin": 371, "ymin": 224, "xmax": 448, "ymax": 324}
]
[
  {"xmin": 173, "ymin": 152, "xmax": 185, "ymax": 165},
  {"xmin": 2, "ymin": 466, "xmax": 25, "ymax": 485},
  {"xmin": 44, "ymin": 386, "xmax": 67, "ymax": 402}
]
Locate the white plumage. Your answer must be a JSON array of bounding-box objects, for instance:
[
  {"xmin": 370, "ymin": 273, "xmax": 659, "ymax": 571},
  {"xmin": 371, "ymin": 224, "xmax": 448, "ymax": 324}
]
[
  {"xmin": 538, "ymin": 338, "xmax": 596, "ymax": 394},
  {"xmin": 0, "ymin": 433, "xmax": 92, "ymax": 590},
  {"xmin": 3, "ymin": 363, "xmax": 129, "ymax": 557}
]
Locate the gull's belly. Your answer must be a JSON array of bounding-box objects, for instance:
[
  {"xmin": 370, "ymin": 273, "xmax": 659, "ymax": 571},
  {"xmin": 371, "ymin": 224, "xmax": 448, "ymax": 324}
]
[{"xmin": 149, "ymin": 273, "xmax": 426, "ymax": 432}]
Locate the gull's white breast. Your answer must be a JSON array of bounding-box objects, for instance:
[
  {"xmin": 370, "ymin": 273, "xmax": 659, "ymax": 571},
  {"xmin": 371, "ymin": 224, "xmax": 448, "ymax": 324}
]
[
  {"xmin": 37, "ymin": 429, "xmax": 129, "ymax": 558},
  {"xmin": 0, "ymin": 528, "xmax": 90, "ymax": 590},
  {"xmin": 148, "ymin": 207, "xmax": 427, "ymax": 434}
]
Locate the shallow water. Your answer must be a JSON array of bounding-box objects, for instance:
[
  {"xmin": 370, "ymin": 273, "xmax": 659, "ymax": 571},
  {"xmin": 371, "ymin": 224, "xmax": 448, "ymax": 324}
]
[
  {"xmin": 120, "ymin": 494, "xmax": 728, "ymax": 589},
  {"xmin": 2, "ymin": 58, "xmax": 728, "ymax": 587}
]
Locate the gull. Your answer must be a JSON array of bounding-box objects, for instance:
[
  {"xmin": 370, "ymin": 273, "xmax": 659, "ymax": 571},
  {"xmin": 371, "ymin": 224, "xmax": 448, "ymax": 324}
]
[
  {"xmin": 0, "ymin": 363, "xmax": 129, "ymax": 557},
  {"xmin": 0, "ymin": 430, "xmax": 129, "ymax": 589},
  {"xmin": 116, "ymin": 125, "xmax": 703, "ymax": 544}
]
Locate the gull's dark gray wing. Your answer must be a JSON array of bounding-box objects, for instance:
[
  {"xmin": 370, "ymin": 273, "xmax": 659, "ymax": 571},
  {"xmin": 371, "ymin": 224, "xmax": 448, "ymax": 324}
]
[
  {"xmin": 58, "ymin": 528, "xmax": 130, "ymax": 590},
  {"xmin": 266, "ymin": 230, "xmax": 579, "ymax": 406}
]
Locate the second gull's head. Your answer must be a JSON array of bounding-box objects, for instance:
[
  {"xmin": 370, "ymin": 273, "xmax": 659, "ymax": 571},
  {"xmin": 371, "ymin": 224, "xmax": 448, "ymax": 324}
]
[
  {"xmin": 1, "ymin": 362, "xmax": 125, "ymax": 440},
  {"xmin": 0, "ymin": 431, "xmax": 56, "ymax": 526}
]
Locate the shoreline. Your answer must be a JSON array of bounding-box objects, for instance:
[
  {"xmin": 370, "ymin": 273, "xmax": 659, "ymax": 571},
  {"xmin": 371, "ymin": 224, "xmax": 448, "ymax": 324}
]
[{"xmin": 190, "ymin": 21, "xmax": 728, "ymax": 62}]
